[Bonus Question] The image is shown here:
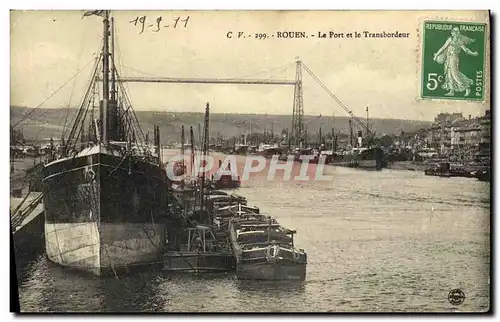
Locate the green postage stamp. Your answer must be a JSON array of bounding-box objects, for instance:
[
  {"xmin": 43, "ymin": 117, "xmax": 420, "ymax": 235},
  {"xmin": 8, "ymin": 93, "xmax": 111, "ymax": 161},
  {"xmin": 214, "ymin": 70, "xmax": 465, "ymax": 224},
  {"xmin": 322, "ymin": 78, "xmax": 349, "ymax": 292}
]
[{"xmin": 421, "ymin": 21, "xmax": 487, "ymax": 101}]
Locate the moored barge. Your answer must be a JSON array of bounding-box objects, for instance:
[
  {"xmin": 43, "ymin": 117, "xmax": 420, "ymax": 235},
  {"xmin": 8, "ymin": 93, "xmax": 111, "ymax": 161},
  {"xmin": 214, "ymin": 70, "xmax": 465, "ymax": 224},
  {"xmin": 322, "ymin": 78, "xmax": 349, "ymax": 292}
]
[
  {"xmin": 228, "ymin": 212, "xmax": 307, "ymax": 281},
  {"xmin": 164, "ymin": 225, "xmax": 235, "ymax": 273}
]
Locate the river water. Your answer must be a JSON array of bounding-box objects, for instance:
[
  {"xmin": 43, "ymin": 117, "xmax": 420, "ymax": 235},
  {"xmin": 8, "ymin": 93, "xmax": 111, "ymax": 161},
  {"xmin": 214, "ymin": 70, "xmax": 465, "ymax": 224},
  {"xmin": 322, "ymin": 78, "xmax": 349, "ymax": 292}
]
[{"xmin": 15, "ymin": 152, "xmax": 490, "ymax": 312}]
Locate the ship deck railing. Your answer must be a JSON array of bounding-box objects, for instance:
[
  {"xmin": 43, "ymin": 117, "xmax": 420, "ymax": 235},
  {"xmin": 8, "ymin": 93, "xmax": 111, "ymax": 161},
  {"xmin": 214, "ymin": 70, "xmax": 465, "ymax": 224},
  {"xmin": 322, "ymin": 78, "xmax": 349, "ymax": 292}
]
[{"xmin": 240, "ymin": 241, "xmax": 292, "ymax": 249}]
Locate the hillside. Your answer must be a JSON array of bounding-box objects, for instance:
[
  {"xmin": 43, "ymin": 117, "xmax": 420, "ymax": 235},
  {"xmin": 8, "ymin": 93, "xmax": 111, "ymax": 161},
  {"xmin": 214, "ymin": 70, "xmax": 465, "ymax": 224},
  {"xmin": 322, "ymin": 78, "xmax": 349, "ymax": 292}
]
[{"xmin": 11, "ymin": 106, "xmax": 431, "ymax": 144}]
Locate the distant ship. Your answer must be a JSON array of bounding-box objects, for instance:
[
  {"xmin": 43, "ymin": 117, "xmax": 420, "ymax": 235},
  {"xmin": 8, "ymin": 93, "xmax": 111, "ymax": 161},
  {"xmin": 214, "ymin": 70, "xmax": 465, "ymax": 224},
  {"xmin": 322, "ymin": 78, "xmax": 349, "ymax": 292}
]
[
  {"xmin": 333, "ymin": 147, "xmax": 385, "ymax": 170},
  {"xmin": 330, "ymin": 132, "xmax": 385, "ymax": 170},
  {"xmin": 42, "ymin": 11, "xmax": 170, "ymax": 276},
  {"xmin": 234, "ymin": 144, "xmax": 249, "ymax": 155},
  {"xmin": 257, "ymin": 143, "xmax": 283, "ymax": 158},
  {"xmin": 475, "ymin": 169, "xmax": 490, "ymax": 182}
]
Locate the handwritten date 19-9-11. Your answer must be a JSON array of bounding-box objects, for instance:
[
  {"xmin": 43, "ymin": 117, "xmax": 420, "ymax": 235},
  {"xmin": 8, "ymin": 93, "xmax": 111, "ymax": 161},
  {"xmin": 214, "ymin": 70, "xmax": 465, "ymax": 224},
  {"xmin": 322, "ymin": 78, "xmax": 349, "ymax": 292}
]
[{"xmin": 129, "ymin": 16, "xmax": 190, "ymax": 34}]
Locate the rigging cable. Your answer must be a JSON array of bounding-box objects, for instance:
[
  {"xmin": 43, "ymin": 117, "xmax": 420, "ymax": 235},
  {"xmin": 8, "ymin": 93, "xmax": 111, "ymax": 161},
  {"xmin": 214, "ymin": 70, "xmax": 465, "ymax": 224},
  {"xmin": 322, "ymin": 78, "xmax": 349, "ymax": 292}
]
[
  {"xmin": 61, "ymin": 41, "xmax": 103, "ymax": 142},
  {"xmin": 29, "ymin": 40, "xmax": 103, "ymax": 142},
  {"xmin": 262, "ymin": 65, "xmax": 292, "ymax": 83},
  {"xmin": 61, "ymin": 31, "xmax": 92, "ymax": 140},
  {"xmin": 68, "ymin": 92, "xmax": 92, "ymax": 154},
  {"xmin": 68, "ymin": 76, "xmax": 99, "ymax": 154},
  {"xmin": 11, "ymin": 56, "xmax": 98, "ymax": 129},
  {"xmin": 115, "ymin": 71, "xmax": 148, "ymax": 153},
  {"xmin": 64, "ymin": 54, "xmax": 102, "ymax": 153},
  {"xmin": 113, "ymin": 24, "xmax": 148, "ymax": 152}
]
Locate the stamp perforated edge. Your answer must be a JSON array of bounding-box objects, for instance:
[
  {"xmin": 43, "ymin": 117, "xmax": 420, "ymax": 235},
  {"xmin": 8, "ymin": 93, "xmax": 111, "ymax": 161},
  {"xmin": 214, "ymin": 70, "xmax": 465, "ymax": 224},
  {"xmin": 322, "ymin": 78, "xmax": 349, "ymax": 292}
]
[{"xmin": 415, "ymin": 12, "xmax": 490, "ymax": 105}]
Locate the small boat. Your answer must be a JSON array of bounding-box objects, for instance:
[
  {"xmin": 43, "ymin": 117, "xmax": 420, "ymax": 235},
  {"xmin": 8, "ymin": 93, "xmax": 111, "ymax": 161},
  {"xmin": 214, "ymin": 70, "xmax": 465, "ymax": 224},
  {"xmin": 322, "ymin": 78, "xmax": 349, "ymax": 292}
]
[
  {"xmin": 449, "ymin": 166, "xmax": 475, "ymax": 178},
  {"xmin": 257, "ymin": 144, "xmax": 283, "ymax": 158},
  {"xmin": 205, "ymin": 193, "xmax": 247, "ymax": 211},
  {"xmin": 293, "ymin": 148, "xmax": 320, "ymax": 163},
  {"xmin": 231, "ymin": 212, "xmax": 277, "ymax": 227},
  {"xmin": 476, "ymin": 169, "xmax": 490, "ymax": 182},
  {"xmin": 210, "ymin": 171, "xmax": 241, "ymax": 189},
  {"xmin": 229, "ymin": 214, "xmax": 307, "ymax": 281},
  {"xmin": 424, "ymin": 162, "xmax": 451, "ymax": 177},
  {"xmin": 209, "ymin": 160, "xmax": 241, "ymax": 189},
  {"xmin": 320, "ymin": 150, "xmax": 336, "ymax": 164},
  {"xmin": 207, "ymin": 190, "xmax": 229, "ymax": 196},
  {"xmin": 424, "ymin": 168, "xmax": 451, "ymax": 177},
  {"xmin": 234, "ymin": 144, "xmax": 249, "ymax": 155},
  {"xmin": 164, "ymin": 225, "xmax": 235, "ymax": 273},
  {"xmin": 209, "ymin": 202, "xmax": 259, "ymax": 234},
  {"xmin": 237, "ymin": 227, "xmax": 293, "ymax": 245},
  {"xmin": 215, "ymin": 204, "xmax": 260, "ymax": 218},
  {"xmin": 236, "ymin": 243, "xmax": 307, "ymax": 281}
]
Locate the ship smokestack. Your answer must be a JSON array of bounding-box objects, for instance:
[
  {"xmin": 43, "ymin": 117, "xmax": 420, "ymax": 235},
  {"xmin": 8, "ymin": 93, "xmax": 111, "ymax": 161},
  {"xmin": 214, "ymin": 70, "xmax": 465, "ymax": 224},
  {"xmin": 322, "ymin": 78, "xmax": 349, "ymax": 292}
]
[{"xmin": 357, "ymin": 130, "xmax": 363, "ymax": 147}]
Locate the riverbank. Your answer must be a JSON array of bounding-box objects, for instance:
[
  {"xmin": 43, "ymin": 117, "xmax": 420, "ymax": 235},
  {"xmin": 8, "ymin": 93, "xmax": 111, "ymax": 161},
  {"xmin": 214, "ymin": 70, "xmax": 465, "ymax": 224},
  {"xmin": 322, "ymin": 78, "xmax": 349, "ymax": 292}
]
[
  {"xmin": 386, "ymin": 161, "xmax": 428, "ymax": 172},
  {"xmin": 387, "ymin": 160, "xmax": 490, "ymax": 173}
]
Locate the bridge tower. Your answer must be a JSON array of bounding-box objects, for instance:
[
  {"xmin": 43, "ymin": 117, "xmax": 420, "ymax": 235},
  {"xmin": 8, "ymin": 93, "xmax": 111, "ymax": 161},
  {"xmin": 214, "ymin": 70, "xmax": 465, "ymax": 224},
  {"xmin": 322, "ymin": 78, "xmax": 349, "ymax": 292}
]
[{"xmin": 291, "ymin": 59, "xmax": 304, "ymax": 148}]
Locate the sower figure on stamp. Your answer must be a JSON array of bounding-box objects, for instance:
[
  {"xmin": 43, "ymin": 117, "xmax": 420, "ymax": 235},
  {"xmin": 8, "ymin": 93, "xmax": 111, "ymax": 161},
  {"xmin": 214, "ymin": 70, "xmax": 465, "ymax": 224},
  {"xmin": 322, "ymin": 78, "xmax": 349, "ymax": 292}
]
[{"xmin": 433, "ymin": 27, "xmax": 478, "ymax": 97}]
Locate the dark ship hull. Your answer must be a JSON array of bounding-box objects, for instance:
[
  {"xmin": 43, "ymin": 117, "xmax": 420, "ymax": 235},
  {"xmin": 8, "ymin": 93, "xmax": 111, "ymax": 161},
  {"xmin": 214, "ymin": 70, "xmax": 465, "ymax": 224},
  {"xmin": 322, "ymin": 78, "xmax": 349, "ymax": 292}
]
[
  {"xmin": 237, "ymin": 258, "xmax": 306, "ymax": 281},
  {"xmin": 42, "ymin": 146, "xmax": 169, "ymax": 276},
  {"xmin": 476, "ymin": 169, "xmax": 490, "ymax": 182},
  {"xmin": 331, "ymin": 147, "xmax": 386, "ymax": 170},
  {"xmin": 164, "ymin": 251, "xmax": 235, "ymax": 273},
  {"xmin": 236, "ymin": 245, "xmax": 307, "ymax": 281}
]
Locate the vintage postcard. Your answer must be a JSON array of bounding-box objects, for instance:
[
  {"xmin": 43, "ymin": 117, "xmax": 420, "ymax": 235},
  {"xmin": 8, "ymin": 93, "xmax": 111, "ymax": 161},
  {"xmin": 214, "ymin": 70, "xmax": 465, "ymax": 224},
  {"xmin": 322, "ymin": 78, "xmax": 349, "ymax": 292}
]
[{"xmin": 10, "ymin": 10, "xmax": 490, "ymax": 313}]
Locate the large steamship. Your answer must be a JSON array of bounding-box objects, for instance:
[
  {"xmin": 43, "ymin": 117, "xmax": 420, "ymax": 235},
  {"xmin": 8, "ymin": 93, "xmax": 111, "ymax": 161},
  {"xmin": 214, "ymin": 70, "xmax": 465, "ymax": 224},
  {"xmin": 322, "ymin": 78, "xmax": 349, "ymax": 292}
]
[{"xmin": 42, "ymin": 10, "xmax": 170, "ymax": 275}]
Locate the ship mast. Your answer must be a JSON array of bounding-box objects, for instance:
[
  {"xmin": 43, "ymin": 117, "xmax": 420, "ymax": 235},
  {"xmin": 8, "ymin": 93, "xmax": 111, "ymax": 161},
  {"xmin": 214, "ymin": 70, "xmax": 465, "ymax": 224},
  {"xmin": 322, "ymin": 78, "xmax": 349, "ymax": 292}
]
[
  {"xmin": 181, "ymin": 125, "xmax": 185, "ymax": 189},
  {"xmin": 101, "ymin": 10, "xmax": 110, "ymax": 144},
  {"xmin": 200, "ymin": 103, "xmax": 210, "ymax": 212},
  {"xmin": 189, "ymin": 126, "xmax": 196, "ymax": 204},
  {"xmin": 366, "ymin": 106, "xmax": 369, "ymax": 137},
  {"xmin": 110, "ymin": 16, "xmax": 116, "ymax": 102}
]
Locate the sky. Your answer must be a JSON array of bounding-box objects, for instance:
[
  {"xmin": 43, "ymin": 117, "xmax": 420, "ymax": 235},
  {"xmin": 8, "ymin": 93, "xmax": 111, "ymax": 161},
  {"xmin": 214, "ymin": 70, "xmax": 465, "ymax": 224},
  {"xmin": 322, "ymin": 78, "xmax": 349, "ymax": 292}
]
[{"xmin": 10, "ymin": 10, "xmax": 490, "ymax": 121}]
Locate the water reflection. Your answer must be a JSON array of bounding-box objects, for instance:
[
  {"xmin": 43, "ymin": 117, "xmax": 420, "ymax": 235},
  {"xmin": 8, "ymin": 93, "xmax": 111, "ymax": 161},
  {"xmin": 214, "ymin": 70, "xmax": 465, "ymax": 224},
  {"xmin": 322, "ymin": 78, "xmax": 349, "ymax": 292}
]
[
  {"xmin": 98, "ymin": 271, "xmax": 166, "ymax": 312},
  {"xmin": 234, "ymin": 279, "xmax": 306, "ymax": 295},
  {"xmin": 232, "ymin": 279, "xmax": 307, "ymax": 312},
  {"xmin": 19, "ymin": 257, "xmax": 103, "ymax": 312}
]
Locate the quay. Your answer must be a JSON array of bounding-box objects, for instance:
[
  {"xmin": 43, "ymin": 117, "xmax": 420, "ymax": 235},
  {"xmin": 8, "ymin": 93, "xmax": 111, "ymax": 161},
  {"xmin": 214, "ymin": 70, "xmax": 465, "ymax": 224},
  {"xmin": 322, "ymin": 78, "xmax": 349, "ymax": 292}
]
[
  {"xmin": 10, "ymin": 158, "xmax": 45, "ymax": 268},
  {"xmin": 386, "ymin": 160, "xmax": 490, "ymax": 181}
]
